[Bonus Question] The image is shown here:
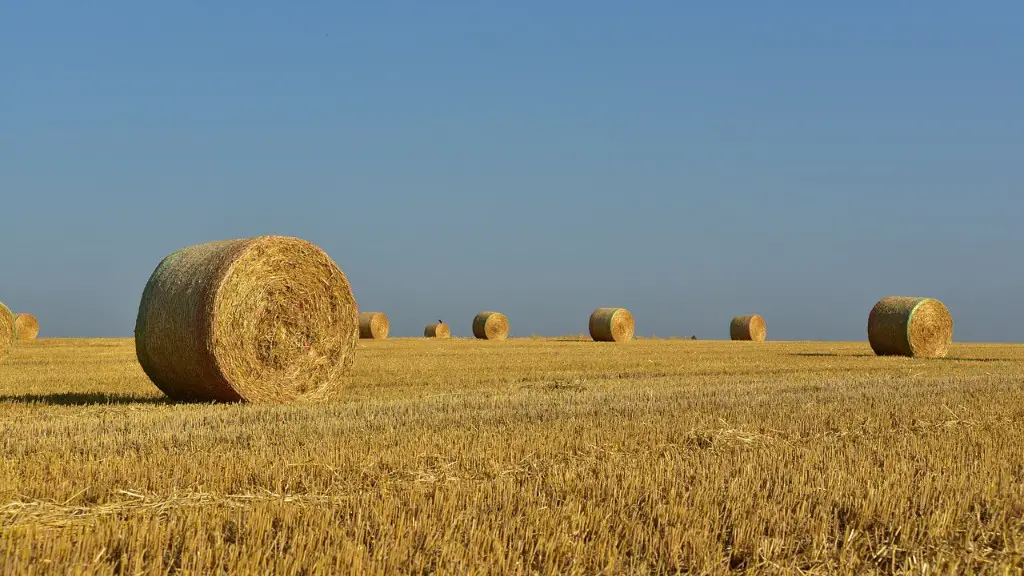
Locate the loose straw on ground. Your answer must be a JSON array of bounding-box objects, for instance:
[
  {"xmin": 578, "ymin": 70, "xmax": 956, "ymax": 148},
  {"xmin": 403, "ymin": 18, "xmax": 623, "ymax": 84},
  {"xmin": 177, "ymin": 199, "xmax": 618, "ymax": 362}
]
[
  {"xmin": 867, "ymin": 296, "xmax": 953, "ymax": 358},
  {"xmin": 589, "ymin": 307, "xmax": 634, "ymax": 342},
  {"xmin": 472, "ymin": 311, "xmax": 509, "ymax": 340},
  {"xmin": 134, "ymin": 235, "xmax": 359, "ymax": 403},
  {"xmin": 730, "ymin": 314, "xmax": 766, "ymax": 341},
  {"xmin": 358, "ymin": 312, "xmax": 390, "ymax": 340}
]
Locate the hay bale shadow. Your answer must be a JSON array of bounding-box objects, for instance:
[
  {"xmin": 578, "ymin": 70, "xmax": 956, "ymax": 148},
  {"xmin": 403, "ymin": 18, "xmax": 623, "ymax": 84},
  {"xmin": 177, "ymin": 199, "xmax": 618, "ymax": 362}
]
[
  {"xmin": 0, "ymin": 393, "xmax": 172, "ymax": 406},
  {"xmin": 788, "ymin": 353, "xmax": 875, "ymax": 358},
  {"xmin": 933, "ymin": 357, "xmax": 1009, "ymax": 363},
  {"xmin": 789, "ymin": 352, "xmax": 1008, "ymax": 363}
]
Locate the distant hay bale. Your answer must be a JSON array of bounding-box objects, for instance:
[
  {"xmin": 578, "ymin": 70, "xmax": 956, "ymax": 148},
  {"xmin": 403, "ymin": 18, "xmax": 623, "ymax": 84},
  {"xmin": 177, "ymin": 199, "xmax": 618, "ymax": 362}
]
[
  {"xmin": 358, "ymin": 312, "xmax": 390, "ymax": 339},
  {"xmin": 472, "ymin": 311, "xmax": 509, "ymax": 340},
  {"xmin": 867, "ymin": 296, "xmax": 953, "ymax": 358},
  {"xmin": 134, "ymin": 235, "xmax": 359, "ymax": 403},
  {"xmin": 730, "ymin": 314, "xmax": 766, "ymax": 342},
  {"xmin": 14, "ymin": 314, "xmax": 39, "ymax": 341},
  {"xmin": 589, "ymin": 307, "xmax": 634, "ymax": 342},
  {"xmin": 424, "ymin": 322, "xmax": 451, "ymax": 338},
  {"xmin": 0, "ymin": 301, "xmax": 13, "ymax": 348}
]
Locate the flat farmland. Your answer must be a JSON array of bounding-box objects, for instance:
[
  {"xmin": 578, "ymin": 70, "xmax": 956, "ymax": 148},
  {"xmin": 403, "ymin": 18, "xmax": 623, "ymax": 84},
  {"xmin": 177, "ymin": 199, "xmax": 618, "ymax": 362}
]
[{"xmin": 1, "ymin": 338, "xmax": 1023, "ymax": 574}]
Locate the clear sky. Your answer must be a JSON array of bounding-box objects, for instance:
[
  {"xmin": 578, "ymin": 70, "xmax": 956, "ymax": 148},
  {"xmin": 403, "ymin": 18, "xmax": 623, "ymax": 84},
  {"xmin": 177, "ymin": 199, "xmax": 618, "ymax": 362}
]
[{"xmin": 2, "ymin": 2, "xmax": 1022, "ymax": 341}]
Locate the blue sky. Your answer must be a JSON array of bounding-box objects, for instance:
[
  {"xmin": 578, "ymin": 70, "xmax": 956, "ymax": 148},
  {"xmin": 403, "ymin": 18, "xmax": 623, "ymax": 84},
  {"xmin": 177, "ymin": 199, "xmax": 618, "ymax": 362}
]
[{"xmin": 2, "ymin": 2, "xmax": 1022, "ymax": 341}]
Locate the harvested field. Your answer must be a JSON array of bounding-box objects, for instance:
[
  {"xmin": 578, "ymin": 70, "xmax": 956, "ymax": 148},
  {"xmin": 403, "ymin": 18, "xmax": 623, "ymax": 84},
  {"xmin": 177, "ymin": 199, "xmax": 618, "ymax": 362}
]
[{"xmin": 0, "ymin": 337, "xmax": 1023, "ymax": 573}]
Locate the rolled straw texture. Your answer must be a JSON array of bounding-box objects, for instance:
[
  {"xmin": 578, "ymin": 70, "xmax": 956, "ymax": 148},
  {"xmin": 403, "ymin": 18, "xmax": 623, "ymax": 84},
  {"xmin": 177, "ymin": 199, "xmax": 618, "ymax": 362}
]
[
  {"xmin": 14, "ymin": 314, "xmax": 39, "ymax": 340},
  {"xmin": 730, "ymin": 314, "xmax": 766, "ymax": 341},
  {"xmin": 424, "ymin": 322, "xmax": 451, "ymax": 338},
  {"xmin": 358, "ymin": 312, "xmax": 390, "ymax": 339},
  {"xmin": 134, "ymin": 235, "xmax": 359, "ymax": 403},
  {"xmin": 589, "ymin": 307, "xmax": 634, "ymax": 342},
  {"xmin": 0, "ymin": 301, "xmax": 13, "ymax": 348},
  {"xmin": 867, "ymin": 296, "xmax": 953, "ymax": 358},
  {"xmin": 472, "ymin": 311, "xmax": 509, "ymax": 340}
]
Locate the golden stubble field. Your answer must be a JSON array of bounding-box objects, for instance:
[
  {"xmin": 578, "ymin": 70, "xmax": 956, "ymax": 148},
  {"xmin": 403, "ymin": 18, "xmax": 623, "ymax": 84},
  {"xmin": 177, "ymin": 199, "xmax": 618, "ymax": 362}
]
[{"xmin": 1, "ymin": 337, "xmax": 1023, "ymax": 574}]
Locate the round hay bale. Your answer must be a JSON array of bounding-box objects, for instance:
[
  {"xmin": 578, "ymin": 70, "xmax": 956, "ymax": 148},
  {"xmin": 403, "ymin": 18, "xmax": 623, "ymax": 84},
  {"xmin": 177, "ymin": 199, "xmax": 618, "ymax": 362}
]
[
  {"xmin": 730, "ymin": 314, "xmax": 766, "ymax": 342},
  {"xmin": 0, "ymin": 301, "xmax": 14, "ymax": 348},
  {"xmin": 589, "ymin": 307, "xmax": 634, "ymax": 342},
  {"xmin": 867, "ymin": 296, "xmax": 953, "ymax": 358},
  {"xmin": 358, "ymin": 312, "xmax": 390, "ymax": 340},
  {"xmin": 14, "ymin": 313, "xmax": 39, "ymax": 341},
  {"xmin": 134, "ymin": 235, "xmax": 359, "ymax": 403},
  {"xmin": 424, "ymin": 322, "xmax": 450, "ymax": 338},
  {"xmin": 472, "ymin": 311, "xmax": 509, "ymax": 340}
]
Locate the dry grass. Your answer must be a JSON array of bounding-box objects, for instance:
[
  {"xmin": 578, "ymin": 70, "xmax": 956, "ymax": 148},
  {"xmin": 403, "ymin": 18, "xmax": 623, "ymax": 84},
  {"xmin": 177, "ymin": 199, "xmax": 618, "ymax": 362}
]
[
  {"xmin": 0, "ymin": 337, "xmax": 1023, "ymax": 573},
  {"xmin": 869, "ymin": 297, "xmax": 954, "ymax": 358},
  {"xmin": 135, "ymin": 236, "xmax": 358, "ymax": 403},
  {"xmin": 14, "ymin": 313, "xmax": 39, "ymax": 341}
]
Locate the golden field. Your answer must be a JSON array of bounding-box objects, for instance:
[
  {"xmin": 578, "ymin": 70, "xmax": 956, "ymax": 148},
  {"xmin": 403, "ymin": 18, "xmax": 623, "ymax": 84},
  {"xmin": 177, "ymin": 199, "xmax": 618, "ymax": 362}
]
[{"xmin": 0, "ymin": 337, "xmax": 1023, "ymax": 574}]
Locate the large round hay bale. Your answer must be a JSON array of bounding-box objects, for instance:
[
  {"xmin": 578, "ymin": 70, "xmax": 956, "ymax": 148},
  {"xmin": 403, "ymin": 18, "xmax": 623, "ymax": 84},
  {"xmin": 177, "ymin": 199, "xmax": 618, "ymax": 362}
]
[
  {"xmin": 867, "ymin": 296, "xmax": 952, "ymax": 358},
  {"xmin": 0, "ymin": 301, "xmax": 14, "ymax": 348},
  {"xmin": 424, "ymin": 322, "xmax": 450, "ymax": 338},
  {"xmin": 589, "ymin": 307, "xmax": 634, "ymax": 342},
  {"xmin": 730, "ymin": 314, "xmax": 766, "ymax": 341},
  {"xmin": 358, "ymin": 312, "xmax": 390, "ymax": 340},
  {"xmin": 14, "ymin": 313, "xmax": 39, "ymax": 341},
  {"xmin": 134, "ymin": 235, "xmax": 359, "ymax": 403},
  {"xmin": 472, "ymin": 311, "xmax": 509, "ymax": 340}
]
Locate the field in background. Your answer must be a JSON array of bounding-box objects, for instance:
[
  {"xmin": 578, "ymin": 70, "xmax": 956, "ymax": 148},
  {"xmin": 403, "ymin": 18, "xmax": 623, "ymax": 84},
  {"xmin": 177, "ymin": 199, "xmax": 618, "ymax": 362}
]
[{"xmin": 1, "ymin": 337, "xmax": 1023, "ymax": 573}]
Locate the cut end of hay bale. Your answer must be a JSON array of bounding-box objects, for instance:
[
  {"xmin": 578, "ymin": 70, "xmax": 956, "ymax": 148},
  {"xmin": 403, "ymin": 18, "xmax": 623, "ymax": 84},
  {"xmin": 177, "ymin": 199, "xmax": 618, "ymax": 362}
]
[
  {"xmin": 0, "ymin": 301, "xmax": 13, "ymax": 349},
  {"xmin": 472, "ymin": 311, "xmax": 509, "ymax": 340},
  {"xmin": 868, "ymin": 296, "xmax": 952, "ymax": 358},
  {"xmin": 730, "ymin": 314, "xmax": 766, "ymax": 342},
  {"xmin": 134, "ymin": 235, "xmax": 359, "ymax": 403},
  {"xmin": 424, "ymin": 322, "xmax": 451, "ymax": 339},
  {"xmin": 14, "ymin": 313, "xmax": 39, "ymax": 341},
  {"xmin": 359, "ymin": 312, "xmax": 390, "ymax": 340},
  {"xmin": 589, "ymin": 307, "xmax": 634, "ymax": 342}
]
